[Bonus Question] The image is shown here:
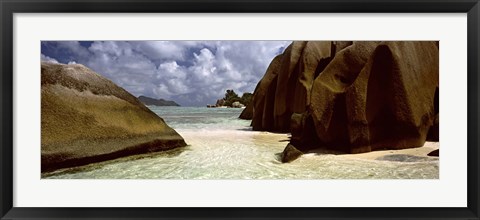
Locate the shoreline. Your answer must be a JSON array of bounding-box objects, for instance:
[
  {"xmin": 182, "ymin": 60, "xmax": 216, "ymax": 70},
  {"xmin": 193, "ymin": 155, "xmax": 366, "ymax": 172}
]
[
  {"xmin": 43, "ymin": 128, "xmax": 439, "ymax": 179},
  {"xmin": 307, "ymin": 142, "xmax": 439, "ymax": 160},
  {"xmin": 340, "ymin": 142, "xmax": 439, "ymax": 160},
  {"xmin": 178, "ymin": 127, "xmax": 439, "ymax": 163}
]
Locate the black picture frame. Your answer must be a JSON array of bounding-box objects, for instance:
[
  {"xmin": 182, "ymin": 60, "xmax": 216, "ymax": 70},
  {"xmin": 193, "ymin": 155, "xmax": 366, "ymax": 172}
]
[{"xmin": 1, "ymin": 0, "xmax": 479, "ymax": 219}]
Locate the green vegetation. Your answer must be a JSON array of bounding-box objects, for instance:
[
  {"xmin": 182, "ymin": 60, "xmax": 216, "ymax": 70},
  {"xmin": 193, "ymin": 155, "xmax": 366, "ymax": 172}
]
[
  {"xmin": 223, "ymin": 90, "xmax": 240, "ymax": 106},
  {"xmin": 219, "ymin": 90, "xmax": 253, "ymax": 107},
  {"xmin": 240, "ymin": 92, "xmax": 253, "ymax": 106}
]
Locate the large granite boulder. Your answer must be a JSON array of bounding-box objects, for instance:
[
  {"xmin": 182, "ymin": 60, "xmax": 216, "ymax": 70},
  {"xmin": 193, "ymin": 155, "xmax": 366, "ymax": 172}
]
[
  {"xmin": 342, "ymin": 41, "xmax": 438, "ymax": 153},
  {"xmin": 249, "ymin": 41, "xmax": 439, "ymax": 153},
  {"xmin": 41, "ymin": 62, "xmax": 187, "ymax": 172},
  {"xmin": 290, "ymin": 112, "xmax": 322, "ymax": 152},
  {"xmin": 309, "ymin": 41, "xmax": 382, "ymax": 152},
  {"xmin": 292, "ymin": 41, "xmax": 333, "ymax": 114},
  {"xmin": 251, "ymin": 54, "xmax": 283, "ymax": 131},
  {"xmin": 272, "ymin": 41, "xmax": 307, "ymax": 132},
  {"xmin": 252, "ymin": 41, "xmax": 336, "ymax": 132}
]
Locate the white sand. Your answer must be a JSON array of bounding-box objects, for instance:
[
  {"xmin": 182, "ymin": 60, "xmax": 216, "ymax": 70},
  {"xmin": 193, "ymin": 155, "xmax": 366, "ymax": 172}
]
[{"xmin": 308, "ymin": 142, "xmax": 439, "ymax": 160}]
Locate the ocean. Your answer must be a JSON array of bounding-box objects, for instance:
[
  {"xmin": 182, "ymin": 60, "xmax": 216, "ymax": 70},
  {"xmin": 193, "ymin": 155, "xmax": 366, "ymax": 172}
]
[{"xmin": 44, "ymin": 106, "xmax": 439, "ymax": 179}]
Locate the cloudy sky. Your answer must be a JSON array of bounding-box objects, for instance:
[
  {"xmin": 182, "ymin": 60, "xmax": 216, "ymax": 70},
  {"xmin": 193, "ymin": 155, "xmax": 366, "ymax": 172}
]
[{"xmin": 41, "ymin": 41, "xmax": 291, "ymax": 106}]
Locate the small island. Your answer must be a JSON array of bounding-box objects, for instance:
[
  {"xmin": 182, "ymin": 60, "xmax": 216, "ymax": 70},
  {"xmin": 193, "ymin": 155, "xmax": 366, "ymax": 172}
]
[
  {"xmin": 207, "ymin": 89, "xmax": 252, "ymax": 108},
  {"xmin": 138, "ymin": 95, "xmax": 180, "ymax": 106}
]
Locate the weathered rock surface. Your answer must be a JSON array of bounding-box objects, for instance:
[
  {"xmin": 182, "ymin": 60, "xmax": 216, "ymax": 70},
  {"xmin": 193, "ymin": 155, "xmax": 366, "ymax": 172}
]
[
  {"xmin": 251, "ymin": 54, "xmax": 283, "ymax": 131},
  {"xmin": 41, "ymin": 62, "xmax": 187, "ymax": 172},
  {"xmin": 250, "ymin": 41, "xmax": 439, "ymax": 153},
  {"xmin": 292, "ymin": 41, "xmax": 333, "ymax": 114},
  {"xmin": 281, "ymin": 144, "xmax": 304, "ymax": 163},
  {"xmin": 273, "ymin": 41, "xmax": 308, "ymax": 132}
]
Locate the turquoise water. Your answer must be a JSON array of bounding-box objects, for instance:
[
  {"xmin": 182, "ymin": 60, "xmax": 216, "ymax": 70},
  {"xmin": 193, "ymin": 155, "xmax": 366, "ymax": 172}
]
[
  {"xmin": 150, "ymin": 106, "xmax": 251, "ymax": 130},
  {"xmin": 44, "ymin": 106, "xmax": 439, "ymax": 179}
]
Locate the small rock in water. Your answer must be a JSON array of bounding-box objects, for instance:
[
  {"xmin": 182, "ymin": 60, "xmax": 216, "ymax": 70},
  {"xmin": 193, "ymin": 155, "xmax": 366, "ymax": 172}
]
[
  {"xmin": 281, "ymin": 144, "xmax": 303, "ymax": 163},
  {"xmin": 427, "ymin": 149, "xmax": 439, "ymax": 157}
]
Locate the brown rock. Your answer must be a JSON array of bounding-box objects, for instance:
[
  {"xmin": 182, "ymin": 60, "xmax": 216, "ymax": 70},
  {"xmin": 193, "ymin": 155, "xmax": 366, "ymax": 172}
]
[
  {"xmin": 333, "ymin": 41, "xmax": 353, "ymax": 53},
  {"xmin": 292, "ymin": 41, "xmax": 333, "ymax": 114},
  {"xmin": 252, "ymin": 54, "xmax": 283, "ymax": 130},
  {"xmin": 427, "ymin": 88, "xmax": 439, "ymax": 141},
  {"xmin": 345, "ymin": 41, "xmax": 438, "ymax": 153},
  {"xmin": 427, "ymin": 149, "xmax": 439, "ymax": 157},
  {"xmin": 273, "ymin": 41, "xmax": 307, "ymax": 132},
  {"xmin": 249, "ymin": 41, "xmax": 439, "ymax": 154},
  {"xmin": 281, "ymin": 144, "xmax": 303, "ymax": 163},
  {"xmin": 427, "ymin": 114, "xmax": 439, "ymax": 141},
  {"xmin": 309, "ymin": 41, "xmax": 381, "ymax": 152},
  {"xmin": 290, "ymin": 112, "xmax": 318, "ymax": 151},
  {"xmin": 41, "ymin": 62, "xmax": 187, "ymax": 172}
]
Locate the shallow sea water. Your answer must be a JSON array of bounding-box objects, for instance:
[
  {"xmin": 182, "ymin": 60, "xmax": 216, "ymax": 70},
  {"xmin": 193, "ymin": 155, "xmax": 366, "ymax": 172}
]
[{"xmin": 44, "ymin": 106, "xmax": 439, "ymax": 179}]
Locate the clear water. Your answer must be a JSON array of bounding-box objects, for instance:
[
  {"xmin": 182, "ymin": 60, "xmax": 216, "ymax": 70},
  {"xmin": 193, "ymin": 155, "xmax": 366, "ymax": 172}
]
[{"xmin": 44, "ymin": 106, "xmax": 439, "ymax": 179}]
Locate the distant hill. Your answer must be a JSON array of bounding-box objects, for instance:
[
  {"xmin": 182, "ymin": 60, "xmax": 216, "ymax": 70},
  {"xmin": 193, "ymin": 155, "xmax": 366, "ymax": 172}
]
[{"xmin": 138, "ymin": 95, "xmax": 180, "ymax": 106}]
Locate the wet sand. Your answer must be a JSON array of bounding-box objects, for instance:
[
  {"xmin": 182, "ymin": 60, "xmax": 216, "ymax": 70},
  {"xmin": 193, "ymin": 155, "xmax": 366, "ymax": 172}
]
[
  {"xmin": 342, "ymin": 142, "xmax": 439, "ymax": 160},
  {"xmin": 308, "ymin": 142, "xmax": 439, "ymax": 160},
  {"xmin": 44, "ymin": 129, "xmax": 439, "ymax": 179}
]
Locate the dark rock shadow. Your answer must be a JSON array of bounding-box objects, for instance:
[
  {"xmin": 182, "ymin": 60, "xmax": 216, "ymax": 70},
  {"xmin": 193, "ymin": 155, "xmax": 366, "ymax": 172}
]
[{"xmin": 376, "ymin": 154, "xmax": 438, "ymax": 162}]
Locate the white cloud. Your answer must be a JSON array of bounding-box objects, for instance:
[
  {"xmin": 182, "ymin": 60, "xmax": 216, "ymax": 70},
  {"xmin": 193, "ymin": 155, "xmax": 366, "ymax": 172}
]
[
  {"xmin": 159, "ymin": 61, "xmax": 187, "ymax": 80},
  {"xmin": 42, "ymin": 40, "xmax": 291, "ymax": 106},
  {"xmin": 41, "ymin": 54, "xmax": 59, "ymax": 63},
  {"xmin": 131, "ymin": 41, "xmax": 187, "ymax": 61}
]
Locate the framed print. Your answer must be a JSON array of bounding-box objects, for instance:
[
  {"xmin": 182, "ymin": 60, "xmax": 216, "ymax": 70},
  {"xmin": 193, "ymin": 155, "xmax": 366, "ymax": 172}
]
[{"xmin": 1, "ymin": 0, "xmax": 479, "ymax": 219}]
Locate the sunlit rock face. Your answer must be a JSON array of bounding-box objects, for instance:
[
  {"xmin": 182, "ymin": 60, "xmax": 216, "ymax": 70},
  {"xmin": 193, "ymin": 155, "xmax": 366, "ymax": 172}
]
[
  {"xmin": 249, "ymin": 41, "xmax": 439, "ymax": 153},
  {"xmin": 41, "ymin": 62, "xmax": 186, "ymax": 172}
]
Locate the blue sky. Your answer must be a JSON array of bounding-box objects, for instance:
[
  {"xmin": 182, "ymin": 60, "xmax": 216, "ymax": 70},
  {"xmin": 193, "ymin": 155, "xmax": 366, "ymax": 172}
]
[{"xmin": 41, "ymin": 41, "xmax": 290, "ymax": 106}]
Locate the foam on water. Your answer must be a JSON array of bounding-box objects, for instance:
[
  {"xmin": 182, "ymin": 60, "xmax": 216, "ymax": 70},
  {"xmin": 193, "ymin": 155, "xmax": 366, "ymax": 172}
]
[{"xmin": 44, "ymin": 106, "xmax": 439, "ymax": 179}]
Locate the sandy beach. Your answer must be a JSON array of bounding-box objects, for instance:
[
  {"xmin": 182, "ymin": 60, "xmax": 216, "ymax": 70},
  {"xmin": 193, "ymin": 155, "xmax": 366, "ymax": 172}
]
[
  {"xmin": 308, "ymin": 142, "xmax": 439, "ymax": 160},
  {"xmin": 45, "ymin": 107, "xmax": 439, "ymax": 179}
]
